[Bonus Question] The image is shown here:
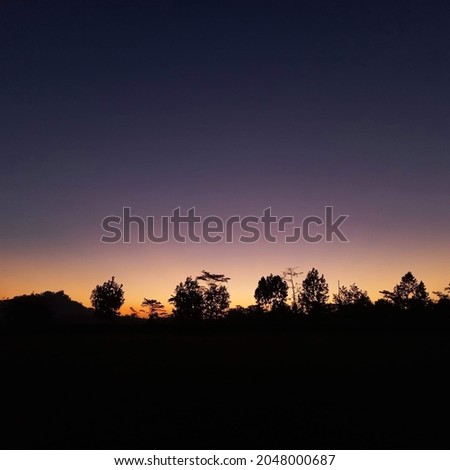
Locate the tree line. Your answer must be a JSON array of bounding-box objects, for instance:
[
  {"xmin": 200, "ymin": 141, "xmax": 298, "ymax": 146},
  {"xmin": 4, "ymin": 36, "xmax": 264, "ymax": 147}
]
[{"xmin": 90, "ymin": 269, "xmax": 450, "ymax": 320}]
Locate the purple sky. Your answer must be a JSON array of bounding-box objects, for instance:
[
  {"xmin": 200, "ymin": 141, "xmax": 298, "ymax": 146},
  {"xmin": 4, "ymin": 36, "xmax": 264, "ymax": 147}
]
[{"xmin": 1, "ymin": 0, "xmax": 449, "ymax": 309}]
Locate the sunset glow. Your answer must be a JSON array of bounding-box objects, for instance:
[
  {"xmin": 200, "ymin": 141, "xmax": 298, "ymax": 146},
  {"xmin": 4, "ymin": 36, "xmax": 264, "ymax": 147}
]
[{"xmin": 0, "ymin": 1, "xmax": 448, "ymax": 313}]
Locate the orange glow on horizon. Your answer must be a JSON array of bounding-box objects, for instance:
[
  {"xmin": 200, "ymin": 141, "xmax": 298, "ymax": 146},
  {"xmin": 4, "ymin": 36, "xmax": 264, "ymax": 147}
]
[{"xmin": 1, "ymin": 231, "xmax": 449, "ymax": 315}]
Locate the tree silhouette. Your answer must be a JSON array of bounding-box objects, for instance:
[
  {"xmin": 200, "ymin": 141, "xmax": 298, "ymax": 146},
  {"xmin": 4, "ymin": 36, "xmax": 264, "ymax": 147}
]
[
  {"xmin": 203, "ymin": 284, "xmax": 230, "ymax": 319},
  {"xmin": 412, "ymin": 281, "xmax": 430, "ymax": 309},
  {"xmin": 90, "ymin": 276, "xmax": 124, "ymax": 317},
  {"xmin": 433, "ymin": 283, "xmax": 450, "ymax": 312},
  {"xmin": 129, "ymin": 307, "xmax": 141, "ymax": 318},
  {"xmin": 433, "ymin": 283, "xmax": 450, "ymax": 301},
  {"xmin": 196, "ymin": 271, "xmax": 230, "ymax": 319},
  {"xmin": 333, "ymin": 283, "xmax": 371, "ymax": 307},
  {"xmin": 254, "ymin": 274, "xmax": 288, "ymax": 311},
  {"xmin": 196, "ymin": 271, "xmax": 230, "ymax": 284},
  {"xmin": 283, "ymin": 266, "xmax": 302, "ymax": 311},
  {"xmin": 299, "ymin": 268, "xmax": 329, "ymax": 314},
  {"xmin": 380, "ymin": 272, "xmax": 430, "ymax": 310},
  {"xmin": 141, "ymin": 298, "xmax": 166, "ymax": 319},
  {"xmin": 169, "ymin": 276, "xmax": 203, "ymax": 320}
]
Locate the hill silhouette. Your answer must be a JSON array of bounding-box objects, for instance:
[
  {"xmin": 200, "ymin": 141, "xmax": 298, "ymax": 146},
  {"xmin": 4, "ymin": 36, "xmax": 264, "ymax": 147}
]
[{"xmin": 0, "ymin": 291, "xmax": 96, "ymax": 326}]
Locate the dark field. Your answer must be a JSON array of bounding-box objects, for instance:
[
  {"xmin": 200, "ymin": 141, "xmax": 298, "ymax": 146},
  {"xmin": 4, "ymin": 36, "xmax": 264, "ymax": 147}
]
[{"xmin": 1, "ymin": 322, "xmax": 449, "ymax": 449}]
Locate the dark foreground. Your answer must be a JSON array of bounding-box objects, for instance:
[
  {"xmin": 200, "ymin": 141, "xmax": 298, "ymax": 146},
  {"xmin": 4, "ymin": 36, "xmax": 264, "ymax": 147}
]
[{"xmin": 1, "ymin": 321, "xmax": 449, "ymax": 449}]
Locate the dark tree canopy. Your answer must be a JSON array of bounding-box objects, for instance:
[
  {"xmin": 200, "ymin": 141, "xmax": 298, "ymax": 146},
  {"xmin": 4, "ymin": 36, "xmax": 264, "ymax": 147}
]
[
  {"xmin": 141, "ymin": 298, "xmax": 166, "ymax": 319},
  {"xmin": 299, "ymin": 268, "xmax": 329, "ymax": 314},
  {"xmin": 196, "ymin": 270, "xmax": 230, "ymax": 319},
  {"xmin": 333, "ymin": 283, "xmax": 371, "ymax": 307},
  {"xmin": 196, "ymin": 270, "xmax": 230, "ymax": 285},
  {"xmin": 169, "ymin": 271, "xmax": 231, "ymax": 320},
  {"xmin": 90, "ymin": 276, "xmax": 124, "ymax": 317},
  {"xmin": 254, "ymin": 274, "xmax": 288, "ymax": 311},
  {"xmin": 380, "ymin": 272, "xmax": 430, "ymax": 310},
  {"xmin": 202, "ymin": 284, "xmax": 230, "ymax": 319},
  {"xmin": 433, "ymin": 283, "xmax": 450, "ymax": 303},
  {"xmin": 169, "ymin": 276, "xmax": 204, "ymax": 320}
]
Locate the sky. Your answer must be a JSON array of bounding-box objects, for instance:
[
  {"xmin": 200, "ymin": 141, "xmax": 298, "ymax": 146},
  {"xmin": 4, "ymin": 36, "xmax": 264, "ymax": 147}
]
[{"xmin": 1, "ymin": 0, "xmax": 449, "ymax": 313}]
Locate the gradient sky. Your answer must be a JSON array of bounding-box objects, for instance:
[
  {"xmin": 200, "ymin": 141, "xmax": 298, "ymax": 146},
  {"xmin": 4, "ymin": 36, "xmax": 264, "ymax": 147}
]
[{"xmin": 1, "ymin": 0, "xmax": 449, "ymax": 313}]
